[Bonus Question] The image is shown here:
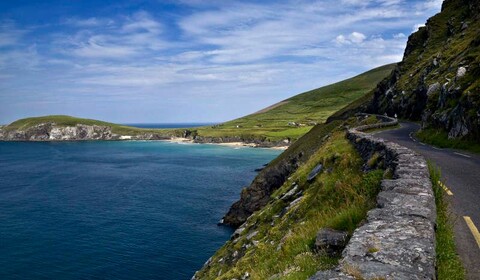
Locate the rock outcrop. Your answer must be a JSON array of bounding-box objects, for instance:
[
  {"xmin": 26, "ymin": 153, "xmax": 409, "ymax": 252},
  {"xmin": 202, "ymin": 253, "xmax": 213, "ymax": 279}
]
[
  {"xmin": 221, "ymin": 121, "xmax": 341, "ymax": 227},
  {"xmin": 310, "ymin": 117, "xmax": 436, "ymax": 280},
  {"xmin": 0, "ymin": 123, "xmax": 114, "ymax": 141},
  {"xmin": 221, "ymin": 153, "xmax": 303, "ymax": 227},
  {"xmin": 0, "ymin": 123, "xmax": 172, "ymax": 141},
  {"xmin": 368, "ymin": 0, "xmax": 480, "ymax": 140},
  {"xmin": 314, "ymin": 228, "xmax": 349, "ymax": 257}
]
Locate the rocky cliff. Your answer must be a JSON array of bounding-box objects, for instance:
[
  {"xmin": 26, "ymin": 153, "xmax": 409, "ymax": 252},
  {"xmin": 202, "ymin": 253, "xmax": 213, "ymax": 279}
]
[
  {"xmin": 221, "ymin": 120, "xmax": 342, "ymax": 227},
  {"xmin": 0, "ymin": 123, "xmax": 171, "ymax": 141},
  {"xmin": 368, "ymin": 0, "xmax": 480, "ymax": 139}
]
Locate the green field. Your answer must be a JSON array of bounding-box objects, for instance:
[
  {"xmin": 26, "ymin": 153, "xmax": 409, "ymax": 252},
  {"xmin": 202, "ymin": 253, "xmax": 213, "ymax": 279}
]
[{"xmin": 195, "ymin": 64, "xmax": 395, "ymax": 141}]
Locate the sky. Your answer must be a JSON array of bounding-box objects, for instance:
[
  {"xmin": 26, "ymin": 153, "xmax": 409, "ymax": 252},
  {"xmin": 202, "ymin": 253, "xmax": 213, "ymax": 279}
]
[{"xmin": 0, "ymin": 0, "xmax": 443, "ymax": 124}]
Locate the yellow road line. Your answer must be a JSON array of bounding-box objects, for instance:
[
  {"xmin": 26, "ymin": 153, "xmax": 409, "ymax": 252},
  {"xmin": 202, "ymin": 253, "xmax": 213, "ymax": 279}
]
[
  {"xmin": 437, "ymin": 180, "xmax": 453, "ymax": 196},
  {"xmin": 464, "ymin": 216, "xmax": 480, "ymax": 249}
]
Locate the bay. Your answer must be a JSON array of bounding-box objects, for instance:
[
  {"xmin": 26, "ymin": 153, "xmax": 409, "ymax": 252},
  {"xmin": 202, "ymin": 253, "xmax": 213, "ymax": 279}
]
[{"xmin": 0, "ymin": 141, "xmax": 280, "ymax": 280}]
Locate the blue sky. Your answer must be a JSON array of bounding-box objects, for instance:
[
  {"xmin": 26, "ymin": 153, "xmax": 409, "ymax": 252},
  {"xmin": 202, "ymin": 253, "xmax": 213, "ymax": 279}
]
[{"xmin": 0, "ymin": 0, "xmax": 443, "ymax": 124}]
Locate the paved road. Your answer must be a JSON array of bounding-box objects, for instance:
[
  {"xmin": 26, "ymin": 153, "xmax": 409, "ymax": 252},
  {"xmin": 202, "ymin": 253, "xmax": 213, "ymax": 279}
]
[{"xmin": 375, "ymin": 122, "xmax": 480, "ymax": 279}]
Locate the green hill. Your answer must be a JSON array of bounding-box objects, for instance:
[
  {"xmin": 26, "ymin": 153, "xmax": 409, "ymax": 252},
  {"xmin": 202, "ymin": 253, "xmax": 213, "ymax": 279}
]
[
  {"xmin": 195, "ymin": 64, "xmax": 395, "ymax": 142},
  {"xmin": 2, "ymin": 115, "xmax": 175, "ymax": 136}
]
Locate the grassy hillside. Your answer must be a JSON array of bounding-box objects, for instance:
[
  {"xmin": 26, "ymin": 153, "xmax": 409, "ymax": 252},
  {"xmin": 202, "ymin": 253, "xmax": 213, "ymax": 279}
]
[
  {"xmin": 194, "ymin": 122, "xmax": 385, "ymax": 279},
  {"xmin": 195, "ymin": 64, "xmax": 395, "ymax": 141}
]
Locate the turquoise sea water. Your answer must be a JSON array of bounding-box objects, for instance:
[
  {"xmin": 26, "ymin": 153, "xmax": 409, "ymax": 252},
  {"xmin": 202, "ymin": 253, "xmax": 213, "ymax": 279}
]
[{"xmin": 0, "ymin": 141, "xmax": 280, "ymax": 280}]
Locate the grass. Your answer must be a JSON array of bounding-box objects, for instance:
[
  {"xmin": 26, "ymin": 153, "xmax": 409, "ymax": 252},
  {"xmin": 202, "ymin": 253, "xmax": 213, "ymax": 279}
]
[
  {"xmin": 194, "ymin": 64, "xmax": 395, "ymax": 142},
  {"xmin": 416, "ymin": 128, "xmax": 480, "ymax": 154},
  {"xmin": 428, "ymin": 162, "xmax": 466, "ymax": 280},
  {"xmin": 194, "ymin": 130, "xmax": 384, "ymax": 279}
]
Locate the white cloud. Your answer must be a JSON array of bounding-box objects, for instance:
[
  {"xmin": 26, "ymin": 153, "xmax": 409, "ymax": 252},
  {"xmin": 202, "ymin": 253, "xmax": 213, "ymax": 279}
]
[
  {"xmin": 57, "ymin": 11, "xmax": 166, "ymax": 59},
  {"xmin": 121, "ymin": 11, "xmax": 162, "ymax": 34},
  {"xmin": 64, "ymin": 17, "xmax": 114, "ymax": 27},
  {"xmin": 72, "ymin": 40, "xmax": 137, "ymax": 58},
  {"xmin": 393, "ymin": 32, "xmax": 406, "ymax": 38},
  {"xmin": 350, "ymin": 32, "xmax": 367, "ymax": 43},
  {"xmin": 0, "ymin": 21, "xmax": 27, "ymax": 47},
  {"xmin": 421, "ymin": 0, "xmax": 443, "ymax": 11},
  {"xmin": 335, "ymin": 34, "xmax": 349, "ymax": 44},
  {"xmin": 335, "ymin": 32, "xmax": 367, "ymax": 44}
]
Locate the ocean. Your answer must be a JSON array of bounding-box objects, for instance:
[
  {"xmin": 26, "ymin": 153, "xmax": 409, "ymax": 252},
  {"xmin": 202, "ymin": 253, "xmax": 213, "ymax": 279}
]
[{"xmin": 0, "ymin": 140, "xmax": 280, "ymax": 279}]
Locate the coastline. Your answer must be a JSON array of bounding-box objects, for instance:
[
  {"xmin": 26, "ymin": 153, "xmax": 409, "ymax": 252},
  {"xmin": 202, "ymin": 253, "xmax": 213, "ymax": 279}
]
[
  {"xmin": 165, "ymin": 137, "xmax": 288, "ymax": 150},
  {"xmin": 0, "ymin": 124, "xmax": 289, "ymax": 150}
]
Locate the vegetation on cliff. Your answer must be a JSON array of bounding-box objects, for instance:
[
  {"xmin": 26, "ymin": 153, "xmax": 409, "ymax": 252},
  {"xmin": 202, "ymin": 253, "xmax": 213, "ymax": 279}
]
[
  {"xmin": 368, "ymin": 0, "xmax": 480, "ymax": 143},
  {"xmin": 195, "ymin": 118, "xmax": 386, "ymax": 279},
  {"xmin": 416, "ymin": 128, "xmax": 480, "ymax": 154}
]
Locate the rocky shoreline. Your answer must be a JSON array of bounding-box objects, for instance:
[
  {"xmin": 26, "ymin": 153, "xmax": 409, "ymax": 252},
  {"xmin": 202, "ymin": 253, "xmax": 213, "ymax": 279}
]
[
  {"xmin": 0, "ymin": 123, "xmax": 168, "ymax": 141},
  {"xmin": 0, "ymin": 122, "xmax": 289, "ymax": 149}
]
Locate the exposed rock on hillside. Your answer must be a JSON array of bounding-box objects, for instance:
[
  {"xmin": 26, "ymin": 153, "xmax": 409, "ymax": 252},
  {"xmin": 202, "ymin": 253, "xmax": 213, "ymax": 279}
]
[
  {"xmin": 368, "ymin": 0, "xmax": 480, "ymax": 139},
  {"xmin": 0, "ymin": 123, "xmax": 114, "ymax": 141},
  {"xmin": 221, "ymin": 121, "xmax": 341, "ymax": 227},
  {"xmin": 221, "ymin": 153, "xmax": 302, "ymax": 227},
  {"xmin": 0, "ymin": 123, "xmax": 171, "ymax": 141}
]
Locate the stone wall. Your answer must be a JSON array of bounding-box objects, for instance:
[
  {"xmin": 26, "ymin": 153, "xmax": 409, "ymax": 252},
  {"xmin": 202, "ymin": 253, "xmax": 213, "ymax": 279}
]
[{"xmin": 310, "ymin": 116, "xmax": 437, "ymax": 279}]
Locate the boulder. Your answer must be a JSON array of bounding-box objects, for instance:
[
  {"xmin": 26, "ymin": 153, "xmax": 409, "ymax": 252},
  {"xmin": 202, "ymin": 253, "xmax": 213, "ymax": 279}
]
[
  {"xmin": 426, "ymin": 82, "xmax": 440, "ymax": 96},
  {"xmin": 314, "ymin": 228, "xmax": 348, "ymax": 257},
  {"xmin": 307, "ymin": 164, "xmax": 323, "ymax": 182},
  {"xmin": 456, "ymin": 66, "xmax": 467, "ymax": 79}
]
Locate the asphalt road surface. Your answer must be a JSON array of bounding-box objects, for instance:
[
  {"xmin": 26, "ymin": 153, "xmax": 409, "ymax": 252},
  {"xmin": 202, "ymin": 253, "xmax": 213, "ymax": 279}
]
[{"xmin": 375, "ymin": 122, "xmax": 480, "ymax": 280}]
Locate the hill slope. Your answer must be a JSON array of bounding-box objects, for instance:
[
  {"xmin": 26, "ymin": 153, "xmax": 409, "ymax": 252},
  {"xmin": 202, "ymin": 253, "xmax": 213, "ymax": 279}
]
[
  {"xmin": 194, "ymin": 64, "xmax": 395, "ymax": 142},
  {"xmin": 368, "ymin": 0, "xmax": 480, "ymax": 140}
]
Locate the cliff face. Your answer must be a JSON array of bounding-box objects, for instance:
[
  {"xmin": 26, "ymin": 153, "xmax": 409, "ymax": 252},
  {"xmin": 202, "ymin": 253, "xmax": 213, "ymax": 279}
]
[
  {"xmin": 369, "ymin": 0, "xmax": 480, "ymax": 139},
  {"xmin": 221, "ymin": 121, "xmax": 342, "ymax": 227},
  {"xmin": 0, "ymin": 123, "xmax": 171, "ymax": 141},
  {"xmin": 221, "ymin": 152, "xmax": 301, "ymax": 227},
  {"xmin": 0, "ymin": 123, "xmax": 115, "ymax": 141}
]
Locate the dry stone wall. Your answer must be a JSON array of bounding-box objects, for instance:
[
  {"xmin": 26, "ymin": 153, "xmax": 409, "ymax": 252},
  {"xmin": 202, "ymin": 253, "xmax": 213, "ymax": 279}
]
[{"xmin": 310, "ymin": 116, "xmax": 436, "ymax": 280}]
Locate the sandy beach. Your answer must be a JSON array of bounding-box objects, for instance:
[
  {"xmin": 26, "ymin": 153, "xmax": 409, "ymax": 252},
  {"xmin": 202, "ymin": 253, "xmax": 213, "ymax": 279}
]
[{"xmin": 165, "ymin": 137, "xmax": 288, "ymax": 150}]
